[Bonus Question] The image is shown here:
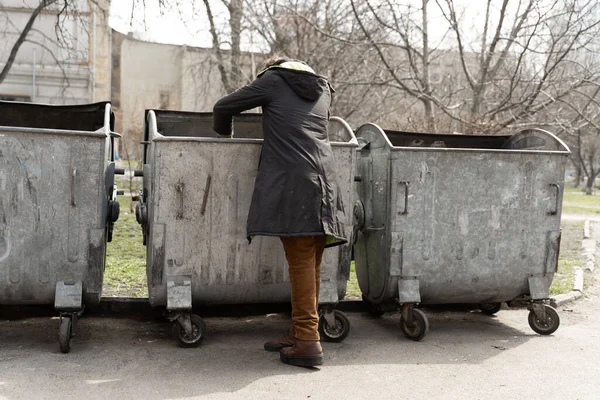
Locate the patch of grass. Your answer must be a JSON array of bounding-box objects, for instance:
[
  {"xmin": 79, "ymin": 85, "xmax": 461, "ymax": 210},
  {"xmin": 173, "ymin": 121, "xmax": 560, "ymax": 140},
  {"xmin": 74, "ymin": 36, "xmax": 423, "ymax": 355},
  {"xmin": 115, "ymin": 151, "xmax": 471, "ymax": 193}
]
[
  {"xmin": 346, "ymin": 261, "xmax": 361, "ymax": 299},
  {"xmin": 562, "ymin": 191, "xmax": 600, "ymax": 215},
  {"xmin": 564, "ymin": 188, "xmax": 583, "ymax": 193},
  {"xmin": 550, "ymin": 221, "xmax": 585, "ymax": 296},
  {"xmin": 115, "ymin": 176, "xmax": 143, "ymax": 193},
  {"xmin": 104, "ymin": 197, "xmax": 147, "ymax": 298},
  {"xmin": 562, "ymin": 205, "xmax": 600, "ymax": 215},
  {"xmin": 563, "ymin": 192, "xmax": 600, "ymax": 206}
]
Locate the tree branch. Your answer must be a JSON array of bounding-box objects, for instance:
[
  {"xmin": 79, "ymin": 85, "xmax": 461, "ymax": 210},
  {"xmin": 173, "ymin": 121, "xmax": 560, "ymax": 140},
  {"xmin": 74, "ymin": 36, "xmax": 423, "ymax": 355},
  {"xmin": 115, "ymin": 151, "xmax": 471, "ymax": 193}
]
[{"xmin": 0, "ymin": 0, "xmax": 58, "ymax": 85}]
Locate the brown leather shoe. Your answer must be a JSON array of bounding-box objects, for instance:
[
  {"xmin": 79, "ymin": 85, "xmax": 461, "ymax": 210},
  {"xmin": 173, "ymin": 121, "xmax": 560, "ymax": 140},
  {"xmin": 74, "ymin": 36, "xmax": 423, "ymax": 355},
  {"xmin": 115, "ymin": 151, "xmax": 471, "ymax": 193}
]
[
  {"xmin": 264, "ymin": 333, "xmax": 295, "ymax": 352},
  {"xmin": 280, "ymin": 339, "xmax": 323, "ymax": 367}
]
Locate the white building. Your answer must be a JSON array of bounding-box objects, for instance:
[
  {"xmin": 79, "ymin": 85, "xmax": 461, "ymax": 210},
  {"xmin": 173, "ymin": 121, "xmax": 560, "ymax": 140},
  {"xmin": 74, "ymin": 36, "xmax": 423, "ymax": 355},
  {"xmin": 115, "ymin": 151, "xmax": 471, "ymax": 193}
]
[{"xmin": 0, "ymin": 0, "xmax": 111, "ymax": 104}]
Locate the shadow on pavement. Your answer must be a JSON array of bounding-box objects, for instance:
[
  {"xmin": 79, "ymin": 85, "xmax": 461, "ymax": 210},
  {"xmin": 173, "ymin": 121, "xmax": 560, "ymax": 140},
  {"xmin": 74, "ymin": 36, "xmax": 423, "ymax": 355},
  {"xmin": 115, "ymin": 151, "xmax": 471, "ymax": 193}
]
[{"xmin": 0, "ymin": 304, "xmax": 542, "ymax": 399}]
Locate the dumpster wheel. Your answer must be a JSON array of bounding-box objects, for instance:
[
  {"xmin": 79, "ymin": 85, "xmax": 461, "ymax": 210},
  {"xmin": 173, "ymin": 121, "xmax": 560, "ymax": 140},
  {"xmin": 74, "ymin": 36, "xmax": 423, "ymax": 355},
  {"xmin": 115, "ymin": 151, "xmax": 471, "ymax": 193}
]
[
  {"xmin": 400, "ymin": 308, "xmax": 429, "ymax": 341},
  {"xmin": 319, "ymin": 310, "xmax": 350, "ymax": 342},
  {"xmin": 173, "ymin": 314, "xmax": 206, "ymax": 348},
  {"xmin": 58, "ymin": 316, "xmax": 73, "ymax": 354},
  {"xmin": 479, "ymin": 302, "xmax": 502, "ymax": 315},
  {"xmin": 528, "ymin": 304, "xmax": 560, "ymax": 335},
  {"xmin": 362, "ymin": 296, "xmax": 385, "ymax": 317}
]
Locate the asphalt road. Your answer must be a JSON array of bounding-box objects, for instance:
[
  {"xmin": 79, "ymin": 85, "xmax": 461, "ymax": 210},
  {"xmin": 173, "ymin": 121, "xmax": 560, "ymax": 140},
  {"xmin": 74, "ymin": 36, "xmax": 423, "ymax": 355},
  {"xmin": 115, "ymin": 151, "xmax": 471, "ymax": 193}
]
[{"xmin": 1, "ymin": 273, "xmax": 599, "ymax": 400}]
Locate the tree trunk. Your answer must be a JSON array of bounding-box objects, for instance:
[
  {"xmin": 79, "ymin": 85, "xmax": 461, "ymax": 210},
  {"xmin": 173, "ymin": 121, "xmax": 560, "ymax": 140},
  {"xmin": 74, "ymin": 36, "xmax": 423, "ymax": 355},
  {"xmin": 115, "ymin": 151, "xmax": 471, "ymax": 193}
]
[
  {"xmin": 574, "ymin": 163, "xmax": 581, "ymax": 187},
  {"xmin": 0, "ymin": 0, "xmax": 56, "ymax": 85},
  {"xmin": 585, "ymin": 175, "xmax": 594, "ymax": 195},
  {"xmin": 585, "ymin": 155, "xmax": 597, "ymax": 194},
  {"xmin": 229, "ymin": 0, "xmax": 244, "ymax": 87},
  {"xmin": 421, "ymin": 0, "xmax": 436, "ymax": 132}
]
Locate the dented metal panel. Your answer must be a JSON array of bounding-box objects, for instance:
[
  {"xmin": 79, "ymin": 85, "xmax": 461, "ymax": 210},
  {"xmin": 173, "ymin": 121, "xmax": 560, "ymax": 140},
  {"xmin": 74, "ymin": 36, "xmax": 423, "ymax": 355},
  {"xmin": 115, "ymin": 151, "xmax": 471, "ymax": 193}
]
[
  {"xmin": 0, "ymin": 101, "xmax": 115, "ymax": 306},
  {"xmin": 141, "ymin": 111, "xmax": 357, "ymax": 307},
  {"xmin": 354, "ymin": 124, "xmax": 570, "ymax": 306}
]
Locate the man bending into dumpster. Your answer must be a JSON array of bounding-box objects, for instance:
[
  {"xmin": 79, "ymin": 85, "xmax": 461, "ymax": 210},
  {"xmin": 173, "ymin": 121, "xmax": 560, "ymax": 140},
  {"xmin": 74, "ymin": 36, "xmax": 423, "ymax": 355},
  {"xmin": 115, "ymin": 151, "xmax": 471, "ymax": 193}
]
[{"xmin": 212, "ymin": 57, "xmax": 347, "ymax": 367}]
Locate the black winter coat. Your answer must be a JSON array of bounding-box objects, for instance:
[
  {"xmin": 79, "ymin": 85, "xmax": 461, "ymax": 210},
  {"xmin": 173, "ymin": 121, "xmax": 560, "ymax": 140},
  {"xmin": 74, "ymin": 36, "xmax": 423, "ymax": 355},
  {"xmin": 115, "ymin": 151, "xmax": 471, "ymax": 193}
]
[{"xmin": 212, "ymin": 66, "xmax": 346, "ymax": 247}]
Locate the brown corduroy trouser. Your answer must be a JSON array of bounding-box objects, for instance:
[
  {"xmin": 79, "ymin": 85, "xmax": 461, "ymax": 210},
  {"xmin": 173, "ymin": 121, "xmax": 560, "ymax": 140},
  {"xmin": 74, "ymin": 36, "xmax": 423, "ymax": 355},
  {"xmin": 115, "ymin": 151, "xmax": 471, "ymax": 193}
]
[{"xmin": 280, "ymin": 235, "xmax": 327, "ymax": 341}]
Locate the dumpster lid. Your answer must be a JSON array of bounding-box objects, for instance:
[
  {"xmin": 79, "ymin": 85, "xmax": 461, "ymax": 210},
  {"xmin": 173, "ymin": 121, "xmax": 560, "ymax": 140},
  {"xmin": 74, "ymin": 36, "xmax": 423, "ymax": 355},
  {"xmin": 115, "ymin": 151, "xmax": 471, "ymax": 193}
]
[
  {"xmin": 384, "ymin": 129, "xmax": 511, "ymax": 149},
  {"xmin": 357, "ymin": 124, "xmax": 569, "ymax": 153},
  {"xmin": 0, "ymin": 101, "xmax": 113, "ymax": 132},
  {"xmin": 144, "ymin": 109, "xmax": 263, "ymax": 141}
]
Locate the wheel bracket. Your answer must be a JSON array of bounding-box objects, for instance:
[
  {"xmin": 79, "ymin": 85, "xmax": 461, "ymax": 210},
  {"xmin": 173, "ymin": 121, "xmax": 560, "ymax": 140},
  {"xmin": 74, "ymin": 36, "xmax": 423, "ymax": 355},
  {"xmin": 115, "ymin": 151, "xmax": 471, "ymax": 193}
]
[
  {"xmin": 401, "ymin": 304, "xmax": 414, "ymax": 326},
  {"xmin": 176, "ymin": 314, "xmax": 193, "ymax": 336},
  {"xmin": 322, "ymin": 309, "xmax": 336, "ymax": 327},
  {"xmin": 529, "ymin": 302, "xmax": 547, "ymax": 320}
]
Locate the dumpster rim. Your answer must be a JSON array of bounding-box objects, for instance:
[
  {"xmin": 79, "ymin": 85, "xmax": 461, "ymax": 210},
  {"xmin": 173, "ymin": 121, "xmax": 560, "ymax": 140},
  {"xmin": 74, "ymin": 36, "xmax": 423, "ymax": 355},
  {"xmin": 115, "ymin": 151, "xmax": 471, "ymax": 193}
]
[
  {"xmin": 150, "ymin": 136, "xmax": 359, "ymax": 147},
  {"xmin": 388, "ymin": 146, "xmax": 571, "ymax": 155},
  {"xmin": 0, "ymin": 125, "xmax": 111, "ymax": 139},
  {"xmin": 356, "ymin": 122, "xmax": 570, "ymax": 155},
  {"xmin": 0, "ymin": 102, "xmax": 113, "ymax": 138},
  {"xmin": 146, "ymin": 110, "xmax": 359, "ymax": 147}
]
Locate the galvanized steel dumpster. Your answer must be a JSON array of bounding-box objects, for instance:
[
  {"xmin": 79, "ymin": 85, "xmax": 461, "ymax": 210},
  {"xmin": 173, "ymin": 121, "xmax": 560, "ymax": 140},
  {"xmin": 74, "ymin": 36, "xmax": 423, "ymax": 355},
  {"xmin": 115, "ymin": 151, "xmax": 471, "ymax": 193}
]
[
  {"xmin": 0, "ymin": 101, "xmax": 121, "ymax": 352},
  {"xmin": 136, "ymin": 110, "xmax": 357, "ymax": 347},
  {"xmin": 353, "ymin": 124, "xmax": 570, "ymax": 340}
]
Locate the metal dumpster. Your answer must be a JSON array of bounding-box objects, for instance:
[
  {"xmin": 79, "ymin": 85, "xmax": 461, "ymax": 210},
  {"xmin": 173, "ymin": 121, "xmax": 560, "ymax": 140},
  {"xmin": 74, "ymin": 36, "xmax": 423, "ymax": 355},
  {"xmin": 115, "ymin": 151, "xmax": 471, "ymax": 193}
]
[
  {"xmin": 0, "ymin": 101, "xmax": 121, "ymax": 352},
  {"xmin": 136, "ymin": 110, "xmax": 357, "ymax": 347},
  {"xmin": 353, "ymin": 124, "xmax": 570, "ymax": 341}
]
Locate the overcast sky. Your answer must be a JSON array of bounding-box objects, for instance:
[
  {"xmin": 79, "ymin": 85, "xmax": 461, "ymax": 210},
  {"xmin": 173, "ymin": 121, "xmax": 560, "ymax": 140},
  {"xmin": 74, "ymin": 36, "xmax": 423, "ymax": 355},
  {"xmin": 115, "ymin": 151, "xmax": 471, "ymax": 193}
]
[
  {"xmin": 108, "ymin": 0, "xmax": 529, "ymax": 51},
  {"xmin": 110, "ymin": 0, "xmax": 226, "ymax": 48}
]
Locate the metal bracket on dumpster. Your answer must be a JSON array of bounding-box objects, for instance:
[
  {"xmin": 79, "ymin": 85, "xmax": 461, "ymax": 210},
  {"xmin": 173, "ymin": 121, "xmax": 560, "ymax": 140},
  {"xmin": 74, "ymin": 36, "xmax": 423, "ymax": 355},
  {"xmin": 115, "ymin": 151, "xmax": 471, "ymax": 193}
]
[
  {"xmin": 529, "ymin": 302, "xmax": 547, "ymax": 320},
  {"xmin": 544, "ymin": 230, "xmax": 561, "ymax": 274},
  {"xmin": 322, "ymin": 309, "xmax": 336, "ymax": 328},
  {"xmin": 175, "ymin": 180, "xmax": 185, "ymax": 220},
  {"xmin": 397, "ymin": 277, "xmax": 421, "ymax": 304},
  {"xmin": 528, "ymin": 274, "xmax": 550, "ymax": 300},
  {"xmin": 55, "ymin": 281, "xmax": 83, "ymax": 312},
  {"xmin": 167, "ymin": 277, "xmax": 192, "ymax": 311},
  {"xmin": 357, "ymin": 138, "xmax": 370, "ymax": 150},
  {"xmin": 177, "ymin": 313, "xmax": 193, "ymax": 336}
]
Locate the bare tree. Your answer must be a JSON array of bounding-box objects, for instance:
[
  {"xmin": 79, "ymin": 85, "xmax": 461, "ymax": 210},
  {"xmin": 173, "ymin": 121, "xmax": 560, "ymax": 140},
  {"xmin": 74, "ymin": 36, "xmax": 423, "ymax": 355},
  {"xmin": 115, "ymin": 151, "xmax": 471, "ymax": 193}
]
[
  {"xmin": 202, "ymin": 0, "xmax": 253, "ymax": 92},
  {"xmin": 571, "ymin": 132, "xmax": 600, "ymax": 194},
  {"xmin": 0, "ymin": 0, "xmax": 58, "ymax": 85},
  {"xmin": 547, "ymin": 83, "xmax": 600, "ymax": 194},
  {"xmin": 348, "ymin": 0, "xmax": 447, "ymax": 131},
  {"xmin": 1, "ymin": 0, "xmax": 107, "ymax": 103},
  {"xmin": 349, "ymin": 0, "xmax": 600, "ymax": 134},
  {"xmin": 244, "ymin": 0, "xmax": 391, "ymax": 125}
]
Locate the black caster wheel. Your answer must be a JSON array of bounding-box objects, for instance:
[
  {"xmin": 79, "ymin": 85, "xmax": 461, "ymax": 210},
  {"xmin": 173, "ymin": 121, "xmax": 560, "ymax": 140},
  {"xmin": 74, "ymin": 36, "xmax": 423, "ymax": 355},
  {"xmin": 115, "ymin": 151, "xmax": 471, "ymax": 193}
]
[
  {"xmin": 59, "ymin": 317, "xmax": 73, "ymax": 354},
  {"xmin": 479, "ymin": 302, "xmax": 502, "ymax": 315},
  {"xmin": 319, "ymin": 310, "xmax": 351, "ymax": 343},
  {"xmin": 362, "ymin": 296, "xmax": 385, "ymax": 317},
  {"xmin": 172, "ymin": 314, "xmax": 206, "ymax": 348},
  {"xmin": 400, "ymin": 308, "xmax": 429, "ymax": 341},
  {"xmin": 528, "ymin": 305, "xmax": 560, "ymax": 335}
]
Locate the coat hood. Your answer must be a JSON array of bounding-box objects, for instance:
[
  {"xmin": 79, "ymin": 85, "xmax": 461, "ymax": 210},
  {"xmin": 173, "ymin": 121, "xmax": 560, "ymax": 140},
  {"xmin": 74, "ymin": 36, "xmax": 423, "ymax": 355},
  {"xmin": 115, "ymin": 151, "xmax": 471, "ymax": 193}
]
[
  {"xmin": 257, "ymin": 61, "xmax": 333, "ymax": 101},
  {"xmin": 276, "ymin": 69, "xmax": 328, "ymax": 101}
]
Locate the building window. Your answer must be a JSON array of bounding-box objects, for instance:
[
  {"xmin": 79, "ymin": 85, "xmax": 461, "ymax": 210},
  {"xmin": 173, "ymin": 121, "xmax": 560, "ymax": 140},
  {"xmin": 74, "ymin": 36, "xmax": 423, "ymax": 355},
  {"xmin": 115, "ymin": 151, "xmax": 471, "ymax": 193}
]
[
  {"xmin": 0, "ymin": 95, "xmax": 31, "ymax": 102},
  {"xmin": 159, "ymin": 91, "xmax": 171, "ymax": 109}
]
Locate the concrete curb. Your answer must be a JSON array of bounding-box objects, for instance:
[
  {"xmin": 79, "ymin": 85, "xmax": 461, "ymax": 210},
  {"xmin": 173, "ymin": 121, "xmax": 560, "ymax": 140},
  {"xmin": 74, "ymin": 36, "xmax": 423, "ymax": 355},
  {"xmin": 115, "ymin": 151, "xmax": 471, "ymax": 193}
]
[
  {"xmin": 552, "ymin": 291, "xmax": 583, "ymax": 307},
  {"xmin": 551, "ymin": 219, "xmax": 595, "ymax": 307},
  {"xmin": 584, "ymin": 220, "xmax": 591, "ymax": 239},
  {"xmin": 582, "ymin": 219, "xmax": 596, "ymax": 272},
  {"xmin": 582, "ymin": 238, "xmax": 596, "ymax": 272}
]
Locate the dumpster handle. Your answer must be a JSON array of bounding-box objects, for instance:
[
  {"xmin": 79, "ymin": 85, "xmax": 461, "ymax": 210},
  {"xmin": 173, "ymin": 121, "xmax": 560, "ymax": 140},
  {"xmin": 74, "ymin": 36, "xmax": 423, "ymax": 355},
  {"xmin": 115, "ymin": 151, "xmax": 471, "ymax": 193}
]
[
  {"xmin": 548, "ymin": 183, "xmax": 560, "ymax": 216},
  {"xmin": 200, "ymin": 175, "xmax": 212, "ymax": 216},
  {"xmin": 176, "ymin": 181, "xmax": 184, "ymax": 219},
  {"xmin": 71, "ymin": 168, "xmax": 77, "ymax": 206},
  {"xmin": 399, "ymin": 181, "xmax": 409, "ymax": 215}
]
